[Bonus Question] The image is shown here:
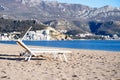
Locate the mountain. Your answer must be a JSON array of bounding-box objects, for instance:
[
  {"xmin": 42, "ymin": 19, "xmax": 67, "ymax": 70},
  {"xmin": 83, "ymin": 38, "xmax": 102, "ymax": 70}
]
[
  {"xmin": 0, "ymin": 0, "xmax": 119, "ymax": 21},
  {"xmin": 0, "ymin": 0, "xmax": 92, "ymax": 21},
  {"xmin": 43, "ymin": 20, "xmax": 120, "ymax": 37},
  {"xmin": 0, "ymin": 0, "xmax": 120, "ymax": 37}
]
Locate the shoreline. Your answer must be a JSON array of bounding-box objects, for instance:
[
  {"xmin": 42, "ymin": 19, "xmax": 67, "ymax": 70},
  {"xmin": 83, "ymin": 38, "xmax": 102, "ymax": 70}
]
[
  {"xmin": 0, "ymin": 44, "xmax": 120, "ymax": 80},
  {"xmin": 0, "ymin": 43, "xmax": 119, "ymax": 53},
  {"xmin": 0, "ymin": 40, "xmax": 120, "ymax": 52}
]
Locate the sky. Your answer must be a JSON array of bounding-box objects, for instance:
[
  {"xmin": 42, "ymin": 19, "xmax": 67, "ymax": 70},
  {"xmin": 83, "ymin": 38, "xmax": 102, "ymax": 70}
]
[{"xmin": 48, "ymin": 0, "xmax": 120, "ymax": 8}]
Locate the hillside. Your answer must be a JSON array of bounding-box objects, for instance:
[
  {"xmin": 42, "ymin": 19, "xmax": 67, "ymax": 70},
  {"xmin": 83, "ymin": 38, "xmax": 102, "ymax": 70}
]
[
  {"xmin": 0, "ymin": 18, "xmax": 70, "ymax": 40},
  {"xmin": 43, "ymin": 20, "xmax": 120, "ymax": 37}
]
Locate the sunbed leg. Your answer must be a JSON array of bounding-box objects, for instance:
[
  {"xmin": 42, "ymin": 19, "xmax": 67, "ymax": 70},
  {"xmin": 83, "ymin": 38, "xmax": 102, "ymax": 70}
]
[
  {"xmin": 28, "ymin": 55, "xmax": 32, "ymax": 61},
  {"xmin": 22, "ymin": 52, "xmax": 29, "ymax": 61},
  {"xmin": 53, "ymin": 53, "xmax": 57, "ymax": 59},
  {"xmin": 25, "ymin": 57, "xmax": 28, "ymax": 61},
  {"xmin": 59, "ymin": 53, "xmax": 63, "ymax": 61},
  {"xmin": 63, "ymin": 54, "xmax": 68, "ymax": 62},
  {"xmin": 24, "ymin": 53, "xmax": 31, "ymax": 61}
]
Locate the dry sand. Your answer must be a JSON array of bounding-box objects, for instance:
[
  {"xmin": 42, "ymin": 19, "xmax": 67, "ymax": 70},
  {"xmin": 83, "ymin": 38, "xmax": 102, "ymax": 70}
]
[{"xmin": 0, "ymin": 43, "xmax": 120, "ymax": 80}]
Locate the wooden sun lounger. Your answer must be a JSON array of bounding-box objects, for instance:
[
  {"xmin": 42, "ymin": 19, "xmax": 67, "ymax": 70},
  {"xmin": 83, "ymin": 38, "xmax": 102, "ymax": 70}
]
[{"xmin": 17, "ymin": 39, "xmax": 71, "ymax": 62}]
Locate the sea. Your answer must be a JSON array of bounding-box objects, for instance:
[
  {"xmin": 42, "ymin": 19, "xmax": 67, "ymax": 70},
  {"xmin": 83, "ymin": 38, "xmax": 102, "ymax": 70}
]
[{"xmin": 0, "ymin": 40, "xmax": 120, "ymax": 52}]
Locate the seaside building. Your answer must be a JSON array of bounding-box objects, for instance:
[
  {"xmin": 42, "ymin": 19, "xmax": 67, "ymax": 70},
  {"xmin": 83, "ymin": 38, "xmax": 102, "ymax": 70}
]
[
  {"xmin": 0, "ymin": 29, "xmax": 51, "ymax": 40},
  {"xmin": 113, "ymin": 34, "xmax": 119, "ymax": 39},
  {"xmin": 76, "ymin": 33, "xmax": 93, "ymax": 38},
  {"xmin": 9, "ymin": 32, "xmax": 21, "ymax": 40},
  {"xmin": 0, "ymin": 33, "xmax": 9, "ymax": 40},
  {"xmin": 23, "ymin": 28, "xmax": 51, "ymax": 40},
  {"xmin": 44, "ymin": 29, "xmax": 50, "ymax": 40}
]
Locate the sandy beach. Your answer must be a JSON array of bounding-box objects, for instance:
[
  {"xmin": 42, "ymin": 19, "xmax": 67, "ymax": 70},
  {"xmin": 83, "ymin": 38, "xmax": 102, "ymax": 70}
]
[{"xmin": 0, "ymin": 43, "xmax": 120, "ymax": 80}]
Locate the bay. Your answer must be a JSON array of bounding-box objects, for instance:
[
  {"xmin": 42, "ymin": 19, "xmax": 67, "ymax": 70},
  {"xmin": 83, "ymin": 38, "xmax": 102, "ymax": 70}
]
[{"xmin": 0, "ymin": 40, "xmax": 120, "ymax": 52}]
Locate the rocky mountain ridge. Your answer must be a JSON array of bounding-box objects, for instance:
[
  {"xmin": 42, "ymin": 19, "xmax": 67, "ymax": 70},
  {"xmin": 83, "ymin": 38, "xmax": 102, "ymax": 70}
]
[{"xmin": 1, "ymin": 0, "xmax": 120, "ymax": 21}]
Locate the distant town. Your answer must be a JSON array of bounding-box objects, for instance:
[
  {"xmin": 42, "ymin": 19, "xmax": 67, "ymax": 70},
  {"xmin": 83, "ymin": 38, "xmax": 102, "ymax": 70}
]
[
  {"xmin": 72, "ymin": 33, "xmax": 120, "ymax": 40},
  {"xmin": 0, "ymin": 29, "xmax": 120, "ymax": 40},
  {"xmin": 0, "ymin": 29, "xmax": 50, "ymax": 41}
]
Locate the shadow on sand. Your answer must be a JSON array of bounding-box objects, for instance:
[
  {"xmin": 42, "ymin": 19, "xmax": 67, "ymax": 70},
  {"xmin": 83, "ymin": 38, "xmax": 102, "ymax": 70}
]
[{"xmin": 0, "ymin": 54, "xmax": 46, "ymax": 61}]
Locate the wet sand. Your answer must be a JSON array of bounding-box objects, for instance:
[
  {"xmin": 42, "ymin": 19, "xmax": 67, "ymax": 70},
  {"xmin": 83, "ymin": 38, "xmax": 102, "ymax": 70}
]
[{"xmin": 0, "ymin": 44, "xmax": 120, "ymax": 80}]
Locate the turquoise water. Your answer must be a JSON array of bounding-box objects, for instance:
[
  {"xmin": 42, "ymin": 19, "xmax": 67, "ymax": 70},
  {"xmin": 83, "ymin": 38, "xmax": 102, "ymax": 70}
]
[{"xmin": 0, "ymin": 40, "xmax": 120, "ymax": 52}]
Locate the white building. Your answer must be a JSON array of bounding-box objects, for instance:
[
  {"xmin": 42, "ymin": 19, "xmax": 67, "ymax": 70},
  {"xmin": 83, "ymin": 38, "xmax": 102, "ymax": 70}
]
[
  {"xmin": 0, "ymin": 33, "xmax": 9, "ymax": 40},
  {"xmin": 23, "ymin": 29, "xmax": 50, "ymax": 40}
]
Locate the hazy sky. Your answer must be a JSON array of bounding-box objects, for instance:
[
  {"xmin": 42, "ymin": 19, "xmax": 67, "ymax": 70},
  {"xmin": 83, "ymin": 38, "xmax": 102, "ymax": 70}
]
[{"xmin": 48, "ymin": 0, "xmax": 120, "ymax": 8}]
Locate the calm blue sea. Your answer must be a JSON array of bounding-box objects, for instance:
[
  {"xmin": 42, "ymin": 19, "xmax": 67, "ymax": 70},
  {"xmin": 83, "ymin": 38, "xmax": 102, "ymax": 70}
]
[{"xmin": 0, "ymin": 40, "xmax": 120, "ymax": 52}]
